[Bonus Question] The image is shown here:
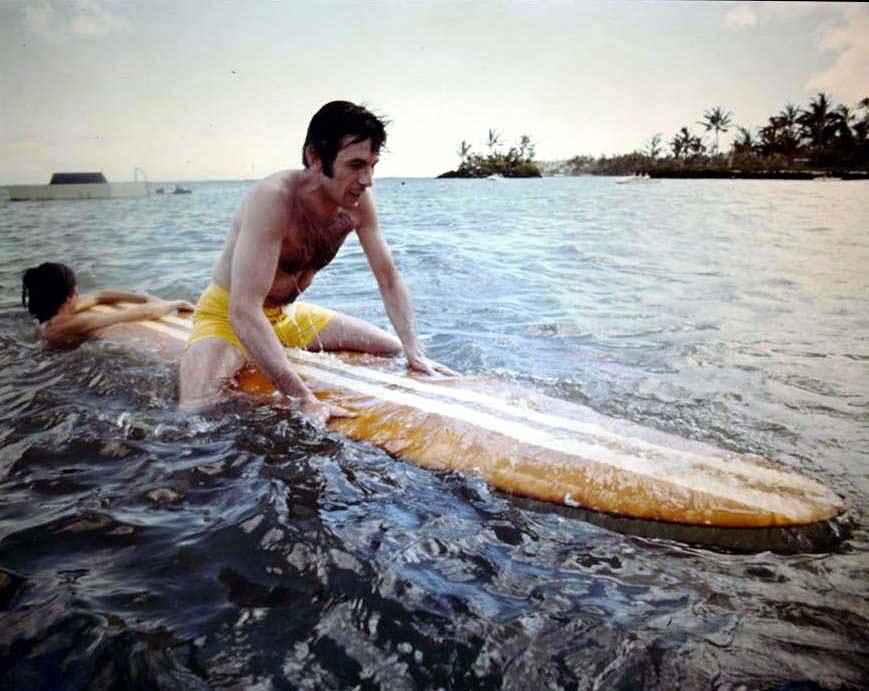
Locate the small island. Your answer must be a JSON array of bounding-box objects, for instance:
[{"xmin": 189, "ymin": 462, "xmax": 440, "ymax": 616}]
[{"xmin": 439, "ymin": 129, "xmax": 542, "ymax": 178}]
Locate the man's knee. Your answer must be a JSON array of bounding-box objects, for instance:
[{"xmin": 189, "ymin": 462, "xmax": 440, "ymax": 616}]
[
  {"xmin": 309, "ymin": 314, "xmax": 401, "ymax": 355},
  {"xmin": 380, "ymin": 332, "xmax": 402, "ymax": 355},
  {"xmin": 179, "ymin": 338, "xmax": 245, "ymax": 404}
]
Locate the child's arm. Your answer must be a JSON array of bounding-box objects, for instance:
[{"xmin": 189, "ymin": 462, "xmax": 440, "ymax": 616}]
[
  {"xmin": 74, "ymin": 289, "xmax": 155, "ymax": 313},
  {"xmin": 46, "ymin": 300, "xmax": 193, "ymax": 347}
]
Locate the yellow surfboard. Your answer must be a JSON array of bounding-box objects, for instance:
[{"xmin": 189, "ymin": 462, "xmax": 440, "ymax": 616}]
[{"xmin": 92, "ymin": 304, "xmax": 845, "ymax": 531}]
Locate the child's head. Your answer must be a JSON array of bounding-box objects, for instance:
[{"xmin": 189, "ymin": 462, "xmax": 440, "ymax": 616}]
[{"xmin": 22, "ymin": 262, "xmax": 78, "ymax": 322}]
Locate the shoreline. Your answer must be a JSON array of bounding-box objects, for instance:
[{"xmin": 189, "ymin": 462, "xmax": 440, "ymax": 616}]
[{"xmin": 642, "ymin": 169, "xmax": 869, "ymax": 181}]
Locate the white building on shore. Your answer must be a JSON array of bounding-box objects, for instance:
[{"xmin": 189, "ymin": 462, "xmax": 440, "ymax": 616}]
[{"xmin": 2, "ymin": 172, "xmax": 149, "ymax": 201}]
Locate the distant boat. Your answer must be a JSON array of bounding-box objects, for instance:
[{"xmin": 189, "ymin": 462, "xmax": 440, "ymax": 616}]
[
  {"xmin": 173, "ymin": 185, "xmax": 192, "ymax": 194},
  {"xmin": 2, "ymin": 171, "xmax": 148, "ymax": 201},
  {"xmin": 616, "ymin": 174, "xmax": 655, "ymax": 184},
  {"xmin": 155, "ymin": 187, "xmax": 165, "ymax": 194},
  {"xmin": 486, "ymin": 174, "xmax": 504, "ymax": 181}
]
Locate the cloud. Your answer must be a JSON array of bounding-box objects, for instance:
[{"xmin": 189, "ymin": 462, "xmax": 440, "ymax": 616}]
[
  {"xmin": 22, "ymin": 0, "xmax": 56, "ymax": 37},
  {"xmin": 23, "ymin": 0, "xmax": 129, "ymax": 39},
  {"xmin": 721, "ymin": 3, "xmax": 867, "ymax": 103},
  {"xmin": 806, "ymin": 6, "xmax": 869, "ymax": 104},
  {"xmin": 70, "ymin": 0, "xmax": 130, "ymax": 36},
  {"xmin": 723, "ymin": 4, "xmax": 757, "ymax": 30},
  {"xmin": 723, "ymin": 2, "xmax": 836, "ymax": 31}
]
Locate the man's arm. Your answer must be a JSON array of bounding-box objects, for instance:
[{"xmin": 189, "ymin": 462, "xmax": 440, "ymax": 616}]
[
  {"xmin": 229, "ymin": 187, "xmax": 355, "ymax": 425},
  {"xmin": 355, "ymin": 194, "xmax": 456, "ymax": 376},
  {"xmin": 228, "ymin": 184, "xmax": 314, "ymax": 403}
]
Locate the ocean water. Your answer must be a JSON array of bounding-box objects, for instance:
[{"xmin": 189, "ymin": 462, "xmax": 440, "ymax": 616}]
[{"xmin": 0, "ymin": 177, "xmax": 867, "ymax": 689}]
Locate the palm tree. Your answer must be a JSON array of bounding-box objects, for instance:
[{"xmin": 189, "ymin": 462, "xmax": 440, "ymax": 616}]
[
  {"xmin": 671, "ymin": 127, "xmax": 703, "ymax": 160},
  {"xmin": 797, "ymin": 92, "xmax": 836, "ymax": 150},
  {"xmin": 732, "ymin": 127, "xmax": 755, "ymax": 155},
  {"xmin": 644, "ymin": 133, "xmax": 663, "ymax": 160},
  {"xmin": 758, "ymin": 121, "xmax": 780, "ymax": 157},
  {"xmin": 856, "ymin": 98, "xmax": 869, "ymax": 149},
  {"xmin": 774, "ymin": 104, "xmax": 802, "ymax": 161},
  {"xmin": 518, "ymin": 134, "xmax": 535, "ymax": 161},
  {"xmin": 457, "ymin": 140, "xmax": 472, "ymax": 162},
  {"xmin": 688, "ymin": 133, "xmax": 706, "ymax": 158},
  {"xmin": 486, "ymin": 129, "xmax": 502, "ymax": 153},
  {"xmin": 777, "ymin": 104, "xmax": 800, "ymax": 136},
  {"xmin": 829, "ymin": 105, "xmax": 857, "ymax": 159},
  {"xmin": 698, "ymin": 106, "xmax": 733, "ymax": 155},
  {"xmin": 853, "ymin": 118, "xmax": 868, "ymax": 146},
  {"xmin": 670, "ymin": 129, "xmax": 688, "ymax": 159},
  {"xmin": 832, "ymin": 105, "xmax": 855, "ymax": 142}
]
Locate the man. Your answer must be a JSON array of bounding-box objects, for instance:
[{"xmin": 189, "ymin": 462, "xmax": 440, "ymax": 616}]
[{"xmin": 179, "ymin": 101, "xmax": 454, "ymax": 424}]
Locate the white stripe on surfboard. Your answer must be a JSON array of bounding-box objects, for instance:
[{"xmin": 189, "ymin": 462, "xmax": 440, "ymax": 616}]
[
  {"xmin": 284, "ymin": 359, "xmax": 824, "ymax": 521},
  {"xmin": 98, "ymin": 305, "xmax": 833, "ymax": 520},
  {"xmin": 284, "ymin": 349, "xmax": 829, "ymax": 496}
]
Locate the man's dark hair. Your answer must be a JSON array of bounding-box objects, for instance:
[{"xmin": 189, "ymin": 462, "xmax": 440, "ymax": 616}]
[
  {"xmin": 22, "ymin": 262, "xmax": 77, "ymax": 323},
  {"xmin": 302, "ymin": 101, "xmax": 387, "ymax": 177}
]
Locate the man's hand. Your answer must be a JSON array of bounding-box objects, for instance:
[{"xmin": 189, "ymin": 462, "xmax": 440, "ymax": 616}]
[
  {"xmin": 406, "ymin": 353, "xmax": 458, "ymax": 377},
  {"xmin": 300, "ymin": 397, "xmax": 357, "ymax": 428}
]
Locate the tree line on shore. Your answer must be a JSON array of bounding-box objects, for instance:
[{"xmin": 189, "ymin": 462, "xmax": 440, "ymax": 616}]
[{"xmin": 544, "ymin": 92, "xmax": 869, "ymax": 176}]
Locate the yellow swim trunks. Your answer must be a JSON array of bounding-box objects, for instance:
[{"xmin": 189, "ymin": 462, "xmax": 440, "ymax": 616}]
[{"xmin": 187, "ymin": 283, "xmax": 334, "ymax": 355}]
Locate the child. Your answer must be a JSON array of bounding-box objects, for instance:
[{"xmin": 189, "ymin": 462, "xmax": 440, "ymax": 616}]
[{"xmin": 22, "ymin": 262, "xmax": 193, "ymax": 349}]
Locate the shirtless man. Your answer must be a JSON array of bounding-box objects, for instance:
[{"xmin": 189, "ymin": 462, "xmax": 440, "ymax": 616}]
[{"xmin": 179, "ymin": 101, "xmax": 453, "ymax": 424}]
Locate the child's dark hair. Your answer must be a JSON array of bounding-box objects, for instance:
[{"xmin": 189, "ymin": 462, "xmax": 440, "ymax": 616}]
[
  {"xmin": 302, "ymin": 101, "xmax": 387, "ymax": 177},
  {"xmin": 22, "ymin": 262, "xmax": 77, "ymax": 323}
]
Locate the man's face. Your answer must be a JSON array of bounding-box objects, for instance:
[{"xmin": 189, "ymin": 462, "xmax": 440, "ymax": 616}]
[{"xmin": 324, "ymin": 136, "xmax": 379, "ymax": 208}]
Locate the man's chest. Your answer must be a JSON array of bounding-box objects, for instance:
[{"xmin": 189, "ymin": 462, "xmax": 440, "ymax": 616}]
[{"xmin": 278, "ymin": 211, "xmax": 355, "ymax": 273}]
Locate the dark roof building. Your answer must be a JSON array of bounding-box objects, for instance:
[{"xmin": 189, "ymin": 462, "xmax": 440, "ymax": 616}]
[{"xmin": 49, "ymin": 172, "xmax": 108, "ymax": 185}]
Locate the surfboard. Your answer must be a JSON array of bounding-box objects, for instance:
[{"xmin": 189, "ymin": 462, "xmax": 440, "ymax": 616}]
[{"xmin": 91, "ymin": 304, "xmax": 845, "ymax": 531}]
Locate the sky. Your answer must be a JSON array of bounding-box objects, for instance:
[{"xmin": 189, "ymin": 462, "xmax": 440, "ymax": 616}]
[{"xmin": 1, "ymin": 1, "xmax": 867, "ymax": 183}]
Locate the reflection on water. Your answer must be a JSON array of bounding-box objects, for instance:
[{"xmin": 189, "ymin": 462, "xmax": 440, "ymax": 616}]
[{"xmin": 1, "ymin": 178, "xmax": 867, "ymax": 688}]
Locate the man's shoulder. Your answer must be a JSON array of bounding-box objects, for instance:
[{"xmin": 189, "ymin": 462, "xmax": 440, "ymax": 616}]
[
  {"xmin": 242, "ymin": 170, "xmax": 303, "ymax": 222},
  {"xmin": 250, "ymin": 169, "xmax": 302, "ymax": 201}
]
